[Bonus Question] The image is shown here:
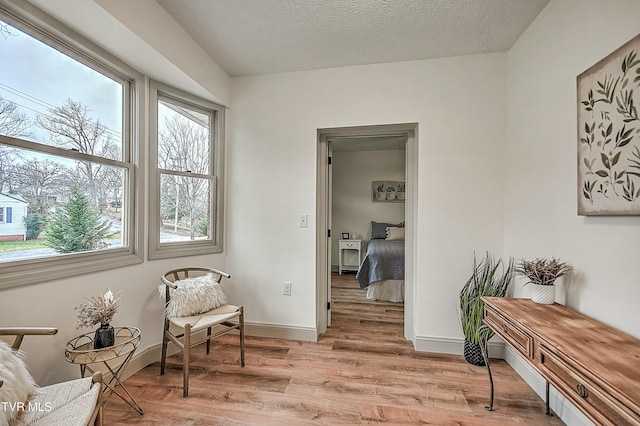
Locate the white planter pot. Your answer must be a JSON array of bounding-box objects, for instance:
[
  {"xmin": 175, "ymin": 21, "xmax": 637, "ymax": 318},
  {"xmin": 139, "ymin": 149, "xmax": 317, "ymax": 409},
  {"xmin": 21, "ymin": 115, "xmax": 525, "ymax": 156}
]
[
  {"xmin": 386, "ymin": 192, "xmax": 396, "ymax": 200},
  {"xmin": 530, "ymin": 284, "xmax": 555, "ymax": 304},
  {"xmin": 375, "ymin": 191, "xmax": 386, "ymax": 201}
]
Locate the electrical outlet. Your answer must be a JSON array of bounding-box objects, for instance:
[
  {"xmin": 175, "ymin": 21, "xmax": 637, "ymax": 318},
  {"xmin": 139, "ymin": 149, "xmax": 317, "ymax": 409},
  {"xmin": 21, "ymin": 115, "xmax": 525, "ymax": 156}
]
[
  {"xmin": 283, "ymin": 282, "xmax": 292, "ymax": 296},
  {"xmin": 299, "ymin": 214, "xmax": 308, "ymax": 228}
]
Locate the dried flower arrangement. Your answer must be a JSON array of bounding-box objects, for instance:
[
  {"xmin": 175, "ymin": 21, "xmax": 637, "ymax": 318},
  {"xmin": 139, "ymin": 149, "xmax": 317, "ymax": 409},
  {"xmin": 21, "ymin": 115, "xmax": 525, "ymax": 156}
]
[
  {"xmin": 515, "ymin": 258, "xmax": 571, "ymax": 286},
  {"xmin": 75, "ymin": 289, "xmax": 121, "ymax": 329}
]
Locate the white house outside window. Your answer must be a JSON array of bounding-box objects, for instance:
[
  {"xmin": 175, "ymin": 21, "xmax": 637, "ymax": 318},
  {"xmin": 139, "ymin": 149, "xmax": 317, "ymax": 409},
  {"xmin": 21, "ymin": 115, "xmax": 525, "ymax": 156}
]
[
  {"xmin": 0, "ymin": 4, "xmax": 143, "ymax": 288},
  {"xmin": 149, "ymin": 81, "xmax": 225, "ymax": 259}
]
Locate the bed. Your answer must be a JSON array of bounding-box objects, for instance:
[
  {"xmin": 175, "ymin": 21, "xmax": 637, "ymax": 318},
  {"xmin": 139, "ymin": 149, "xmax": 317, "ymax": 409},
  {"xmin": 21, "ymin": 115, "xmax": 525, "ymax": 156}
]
[{"xmin": 356, "ymin": 238, "xmax": 405, "ymax": 302}]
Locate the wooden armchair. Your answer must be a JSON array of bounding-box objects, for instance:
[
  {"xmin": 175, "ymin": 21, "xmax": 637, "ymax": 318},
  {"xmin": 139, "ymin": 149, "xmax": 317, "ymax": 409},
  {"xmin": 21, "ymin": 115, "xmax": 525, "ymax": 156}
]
[
  {"xmin": 0, "ymin": 327, "xmax": 103, "ymax": 426},
  {"xmin": 160, "ymin": 267, "xmax": 245, "ymax": 397}
]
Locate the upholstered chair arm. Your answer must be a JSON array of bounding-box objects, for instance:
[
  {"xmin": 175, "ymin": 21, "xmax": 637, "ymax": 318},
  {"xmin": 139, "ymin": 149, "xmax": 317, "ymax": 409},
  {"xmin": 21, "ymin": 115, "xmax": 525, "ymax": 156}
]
[{"xmin": 0, "ymin": 327, "xmax": 58, "ymax": 350}]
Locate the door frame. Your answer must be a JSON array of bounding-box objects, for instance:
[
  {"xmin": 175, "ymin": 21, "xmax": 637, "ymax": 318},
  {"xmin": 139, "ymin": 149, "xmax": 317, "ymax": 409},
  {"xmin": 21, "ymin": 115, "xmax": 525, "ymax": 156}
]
[{"xmin": 316, "ymin": 123, "xmax": 419, "ymax": 341}]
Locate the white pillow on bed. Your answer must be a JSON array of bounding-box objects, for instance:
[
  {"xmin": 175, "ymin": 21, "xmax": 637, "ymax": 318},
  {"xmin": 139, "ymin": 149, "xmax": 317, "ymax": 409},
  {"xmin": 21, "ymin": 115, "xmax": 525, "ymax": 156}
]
[{"xmin": 385, "ymin": 227, "xmax": 405, "ymax": 241}]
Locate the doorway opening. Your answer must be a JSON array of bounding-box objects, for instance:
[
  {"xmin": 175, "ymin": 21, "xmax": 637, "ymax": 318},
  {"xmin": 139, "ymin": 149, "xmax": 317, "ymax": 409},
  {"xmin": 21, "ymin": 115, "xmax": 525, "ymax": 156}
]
[{"xmin": 316, "ymin": 123, "xmax": 418, "ymax": 343}]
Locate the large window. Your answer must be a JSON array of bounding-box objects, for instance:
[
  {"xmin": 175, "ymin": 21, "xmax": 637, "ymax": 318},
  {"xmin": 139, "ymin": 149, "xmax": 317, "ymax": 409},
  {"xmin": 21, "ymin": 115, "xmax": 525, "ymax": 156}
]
[
  {"xmin": 0, "ymin": 4, "xmax": 142, "ymax": 288},
  {"xmin": 149, "ymin": 81, "xmax": 224, "ymax": 259}
]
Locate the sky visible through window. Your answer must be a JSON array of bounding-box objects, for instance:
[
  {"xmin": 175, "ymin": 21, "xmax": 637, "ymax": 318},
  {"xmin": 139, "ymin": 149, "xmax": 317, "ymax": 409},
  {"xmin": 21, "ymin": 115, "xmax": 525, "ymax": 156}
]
[{"xmin": 0, "ymin": 19, "xmax": 122, "ymax": 145}]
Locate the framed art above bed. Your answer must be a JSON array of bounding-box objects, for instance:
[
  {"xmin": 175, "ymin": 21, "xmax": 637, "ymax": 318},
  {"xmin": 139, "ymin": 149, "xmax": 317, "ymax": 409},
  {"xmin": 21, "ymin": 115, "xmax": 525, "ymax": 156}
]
[{"xmin": 372, "ymin": 181, "xmax": 405, "ymax": 203}]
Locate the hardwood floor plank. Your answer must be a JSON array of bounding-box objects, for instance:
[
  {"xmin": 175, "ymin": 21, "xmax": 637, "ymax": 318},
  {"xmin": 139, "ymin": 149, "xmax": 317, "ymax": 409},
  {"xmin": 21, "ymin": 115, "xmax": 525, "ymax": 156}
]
[{"xmin": 104, "ymin": 273, "xmax": 563, "ymax": 425}]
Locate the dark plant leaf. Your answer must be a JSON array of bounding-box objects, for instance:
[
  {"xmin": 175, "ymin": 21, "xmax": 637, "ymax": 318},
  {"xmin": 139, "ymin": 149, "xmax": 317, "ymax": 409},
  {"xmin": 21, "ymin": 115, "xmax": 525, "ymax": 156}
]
[
  {"xmin": 595, "ymin": 170, "xmax": 609, "ymax": 178},
  {"xmin": 601, "ymin": 153, "xmax": 610, "ymax": 169},
  {"xmin": 612, "ymin": 151, "xmax": 621, "ymax": 166},
  {"xmin": 619, "ymin": 137, "xmax": 633, "ymax": 147}
]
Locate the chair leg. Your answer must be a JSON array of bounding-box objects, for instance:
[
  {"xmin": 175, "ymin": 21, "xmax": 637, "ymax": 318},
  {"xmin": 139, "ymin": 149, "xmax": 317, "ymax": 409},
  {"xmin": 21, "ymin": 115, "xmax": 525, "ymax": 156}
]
[
  {"xmin": 96, "ymin": 404, "xmax": 103, "ymax": 426},
  {"xmin": 206, "ymin": 327, "xmax": 211, "ymax": 355},
  {"xmin": 183, "ymin": 323, "xmax": 191, "ymax": 398},
  {"xmin": 239, "ymin": 306, "xmax": 245, "ymax": 367},
  {"xmin": 160, "ymin": 318, "xmax": 170, "ymax": 375}
]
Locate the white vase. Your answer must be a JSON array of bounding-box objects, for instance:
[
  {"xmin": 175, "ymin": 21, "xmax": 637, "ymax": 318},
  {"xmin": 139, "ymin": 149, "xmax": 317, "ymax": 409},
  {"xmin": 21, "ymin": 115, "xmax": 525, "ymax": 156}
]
[{"xmin": 530, "ymin": 284, "xmax": 555, "ymax": 304}]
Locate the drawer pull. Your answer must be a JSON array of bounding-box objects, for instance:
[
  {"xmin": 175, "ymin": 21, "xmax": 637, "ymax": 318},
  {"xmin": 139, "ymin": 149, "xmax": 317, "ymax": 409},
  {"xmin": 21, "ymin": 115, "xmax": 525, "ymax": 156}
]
[
  {"xmin": 576, "ymin": 383, "xmax": 589, "ymax": 398},
  {"xmin": 502, "ymin": 324, "xmax": 508, "ymax": 333}
]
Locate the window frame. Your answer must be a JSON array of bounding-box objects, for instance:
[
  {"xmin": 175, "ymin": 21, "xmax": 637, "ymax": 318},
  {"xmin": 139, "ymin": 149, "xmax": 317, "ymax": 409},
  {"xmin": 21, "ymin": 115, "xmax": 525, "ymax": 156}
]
[
  {"xmin": 148, "ymin": 80, "xmax": 225, "ymax": 259},
  {"xmin": 0, "ymin": 1, "xmax": 144, "ymax": 289}
]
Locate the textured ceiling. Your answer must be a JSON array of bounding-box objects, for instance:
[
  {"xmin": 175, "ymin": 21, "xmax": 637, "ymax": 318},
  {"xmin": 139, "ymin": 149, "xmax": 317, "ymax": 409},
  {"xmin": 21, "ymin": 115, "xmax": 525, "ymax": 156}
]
[{"xmin": 157, "ymin": 0, "xmax": 549, "ymax": 77}]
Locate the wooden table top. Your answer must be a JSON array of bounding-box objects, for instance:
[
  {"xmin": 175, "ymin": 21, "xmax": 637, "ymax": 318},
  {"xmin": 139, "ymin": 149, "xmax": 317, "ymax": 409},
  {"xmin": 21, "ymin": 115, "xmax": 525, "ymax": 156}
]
[{"xmin": 482, "ymin": 297, "xmax": 640, "ymax": 410}]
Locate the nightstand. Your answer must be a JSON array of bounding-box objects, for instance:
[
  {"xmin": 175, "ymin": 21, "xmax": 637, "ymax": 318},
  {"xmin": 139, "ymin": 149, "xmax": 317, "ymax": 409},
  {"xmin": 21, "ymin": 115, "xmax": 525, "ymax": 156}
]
[{"xmin": 339, "ymin": 239, "xmax": 362, "ymax": 274}]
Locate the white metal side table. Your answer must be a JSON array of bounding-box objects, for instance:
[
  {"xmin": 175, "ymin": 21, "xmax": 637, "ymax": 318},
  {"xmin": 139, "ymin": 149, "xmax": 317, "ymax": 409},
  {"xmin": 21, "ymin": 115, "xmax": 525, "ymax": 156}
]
[{"xmin": 65, "ymin": 326, "xmax": 144, "ymax": 415}]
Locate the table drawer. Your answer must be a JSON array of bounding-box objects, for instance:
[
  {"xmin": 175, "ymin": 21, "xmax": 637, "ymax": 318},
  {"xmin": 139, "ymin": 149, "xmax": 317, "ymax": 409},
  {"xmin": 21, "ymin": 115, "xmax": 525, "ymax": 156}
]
[
  {"xmin": 340, "ymin": 241, "xmax": 359, "ymax": 249},
  {"xmin": 484, "ymin": 306, "xmax": 532, "ymax": 359},
  {"xmin": 540, "ymin": 346, "xmax": 640, "ymax": 426}
]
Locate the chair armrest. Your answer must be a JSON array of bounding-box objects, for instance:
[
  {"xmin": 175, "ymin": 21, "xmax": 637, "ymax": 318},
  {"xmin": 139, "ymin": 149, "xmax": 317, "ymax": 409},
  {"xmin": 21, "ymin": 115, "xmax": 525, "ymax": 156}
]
[
  {"xmin": 210, "ymin": 268, "xmax": 231, "ymax": 279},
  {"xmin": 0, "ymin": 327, "xmax": 58, "ymax": 350},
  {"xmin": 91, "ymin": 371, "xmax": 104, "ymax": 426},
  {"xmin": 161, "ymin": 278, "xmax": 179, "ymax": 289}
]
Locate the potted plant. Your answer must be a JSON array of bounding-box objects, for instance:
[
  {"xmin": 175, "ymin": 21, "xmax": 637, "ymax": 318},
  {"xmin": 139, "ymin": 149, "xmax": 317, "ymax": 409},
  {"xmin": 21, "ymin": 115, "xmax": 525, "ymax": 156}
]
[
  {"xmin": 75, "ymin": 289, "xmax": 122, "ymax": 349},
  {"xmin": 396, "ymin": 182, "xmax": 406, "ymax": 200},
  {"xmin": 385, "ymin": 185, "xmax": 397, "ymax": 200},
  {"xmin": 374, "ymin": 183, "xmax": 386, "ymax": 201},
  {"xmin": 515, "ymin": 257, "xmax": 571, "ymax": 304},
  {"xmin": 459, "ymin": 252, "xmax": 514, "ymax": 366}
]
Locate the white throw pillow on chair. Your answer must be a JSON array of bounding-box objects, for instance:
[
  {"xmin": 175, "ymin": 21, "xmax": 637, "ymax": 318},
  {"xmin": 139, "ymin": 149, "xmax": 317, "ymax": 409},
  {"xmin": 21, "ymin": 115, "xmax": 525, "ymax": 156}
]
[
  {"xmin": 158, "ymin": 273, "xmax": 228, "ymax": 318},
  {"xmin": 0, "ymin": 340, "xmax": 36, "ymax": 425}
]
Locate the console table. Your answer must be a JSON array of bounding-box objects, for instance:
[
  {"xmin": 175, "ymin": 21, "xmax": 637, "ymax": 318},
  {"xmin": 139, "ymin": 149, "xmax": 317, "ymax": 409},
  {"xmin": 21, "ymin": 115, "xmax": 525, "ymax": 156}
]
[{"xmin": 480, "ymin": 297, "xmax": 640, "ymax": 426}]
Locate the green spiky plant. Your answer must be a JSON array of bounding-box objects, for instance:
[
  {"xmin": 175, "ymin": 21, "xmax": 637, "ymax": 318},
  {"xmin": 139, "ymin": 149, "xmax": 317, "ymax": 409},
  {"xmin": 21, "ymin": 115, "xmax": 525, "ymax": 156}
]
[{"xmin": 459, "ymin": 252, "xmax": 514, "ymax": 346}]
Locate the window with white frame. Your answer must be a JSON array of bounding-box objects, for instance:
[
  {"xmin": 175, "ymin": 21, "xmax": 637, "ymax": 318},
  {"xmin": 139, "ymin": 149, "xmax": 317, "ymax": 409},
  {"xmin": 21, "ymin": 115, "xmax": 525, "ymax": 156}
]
[
  {"xmin": 0, "ymin": 206, "xmax": 4, "ymax": 223},
  {"xmin": 0, "ymin": 4, "xmax": 142, "ymax": 288},
  {"xmin": 149, "ymin": 80, "xmax": 224, "ymax": 259}
]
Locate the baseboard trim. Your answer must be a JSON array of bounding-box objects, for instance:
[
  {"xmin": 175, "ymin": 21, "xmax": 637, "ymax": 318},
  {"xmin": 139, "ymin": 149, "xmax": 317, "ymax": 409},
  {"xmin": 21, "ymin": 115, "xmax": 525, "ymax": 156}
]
[
  {"xmin": 120, "ymin": 344, "xmax": 166, "ymax": 381},
  {"xmin": 414, "ymin": 335, "xmax": 505, "ymax": 359},
  {"xmin": 245, "ymin": 321, "xmax": 317, "ymax": 342},
  {"xmin": 505, "ymin": 347, "xmax": 593, "ymax": 426}
]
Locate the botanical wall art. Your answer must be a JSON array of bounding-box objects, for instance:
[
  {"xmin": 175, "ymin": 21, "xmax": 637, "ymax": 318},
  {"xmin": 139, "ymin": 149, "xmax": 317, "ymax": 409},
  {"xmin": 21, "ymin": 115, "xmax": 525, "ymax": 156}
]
[
  {"xmin": 372, "ymin": 181, "xmax": 405, "ymax": 203},
  {"xmin": 578, "ymin": 33, "xmax": 640, "ymax": 215}
]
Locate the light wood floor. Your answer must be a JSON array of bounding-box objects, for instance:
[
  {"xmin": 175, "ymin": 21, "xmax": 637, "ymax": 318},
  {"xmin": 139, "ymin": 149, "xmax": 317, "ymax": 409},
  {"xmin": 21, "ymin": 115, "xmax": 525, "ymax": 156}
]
[{"xmin": 104, "ymin": 273, "xmax": 563, "ymax": 425}]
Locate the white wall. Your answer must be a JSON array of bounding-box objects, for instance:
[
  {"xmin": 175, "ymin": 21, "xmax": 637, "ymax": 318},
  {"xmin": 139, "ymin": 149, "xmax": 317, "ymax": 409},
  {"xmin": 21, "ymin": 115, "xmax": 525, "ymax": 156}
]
[
  {"xmin": 505, "ymin": 1, "xmax": 640, "ymax": 423},
  {"xmin": 331, "ymin": 149, "xmax": 406, "ymax": 266},
  {"xmin": 228, "ymin": 54, "xmax": 507, "ymax": 342},
  {"xmin": 505, "ymin": 0, "xmax": 640, "ymax": 339}
]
